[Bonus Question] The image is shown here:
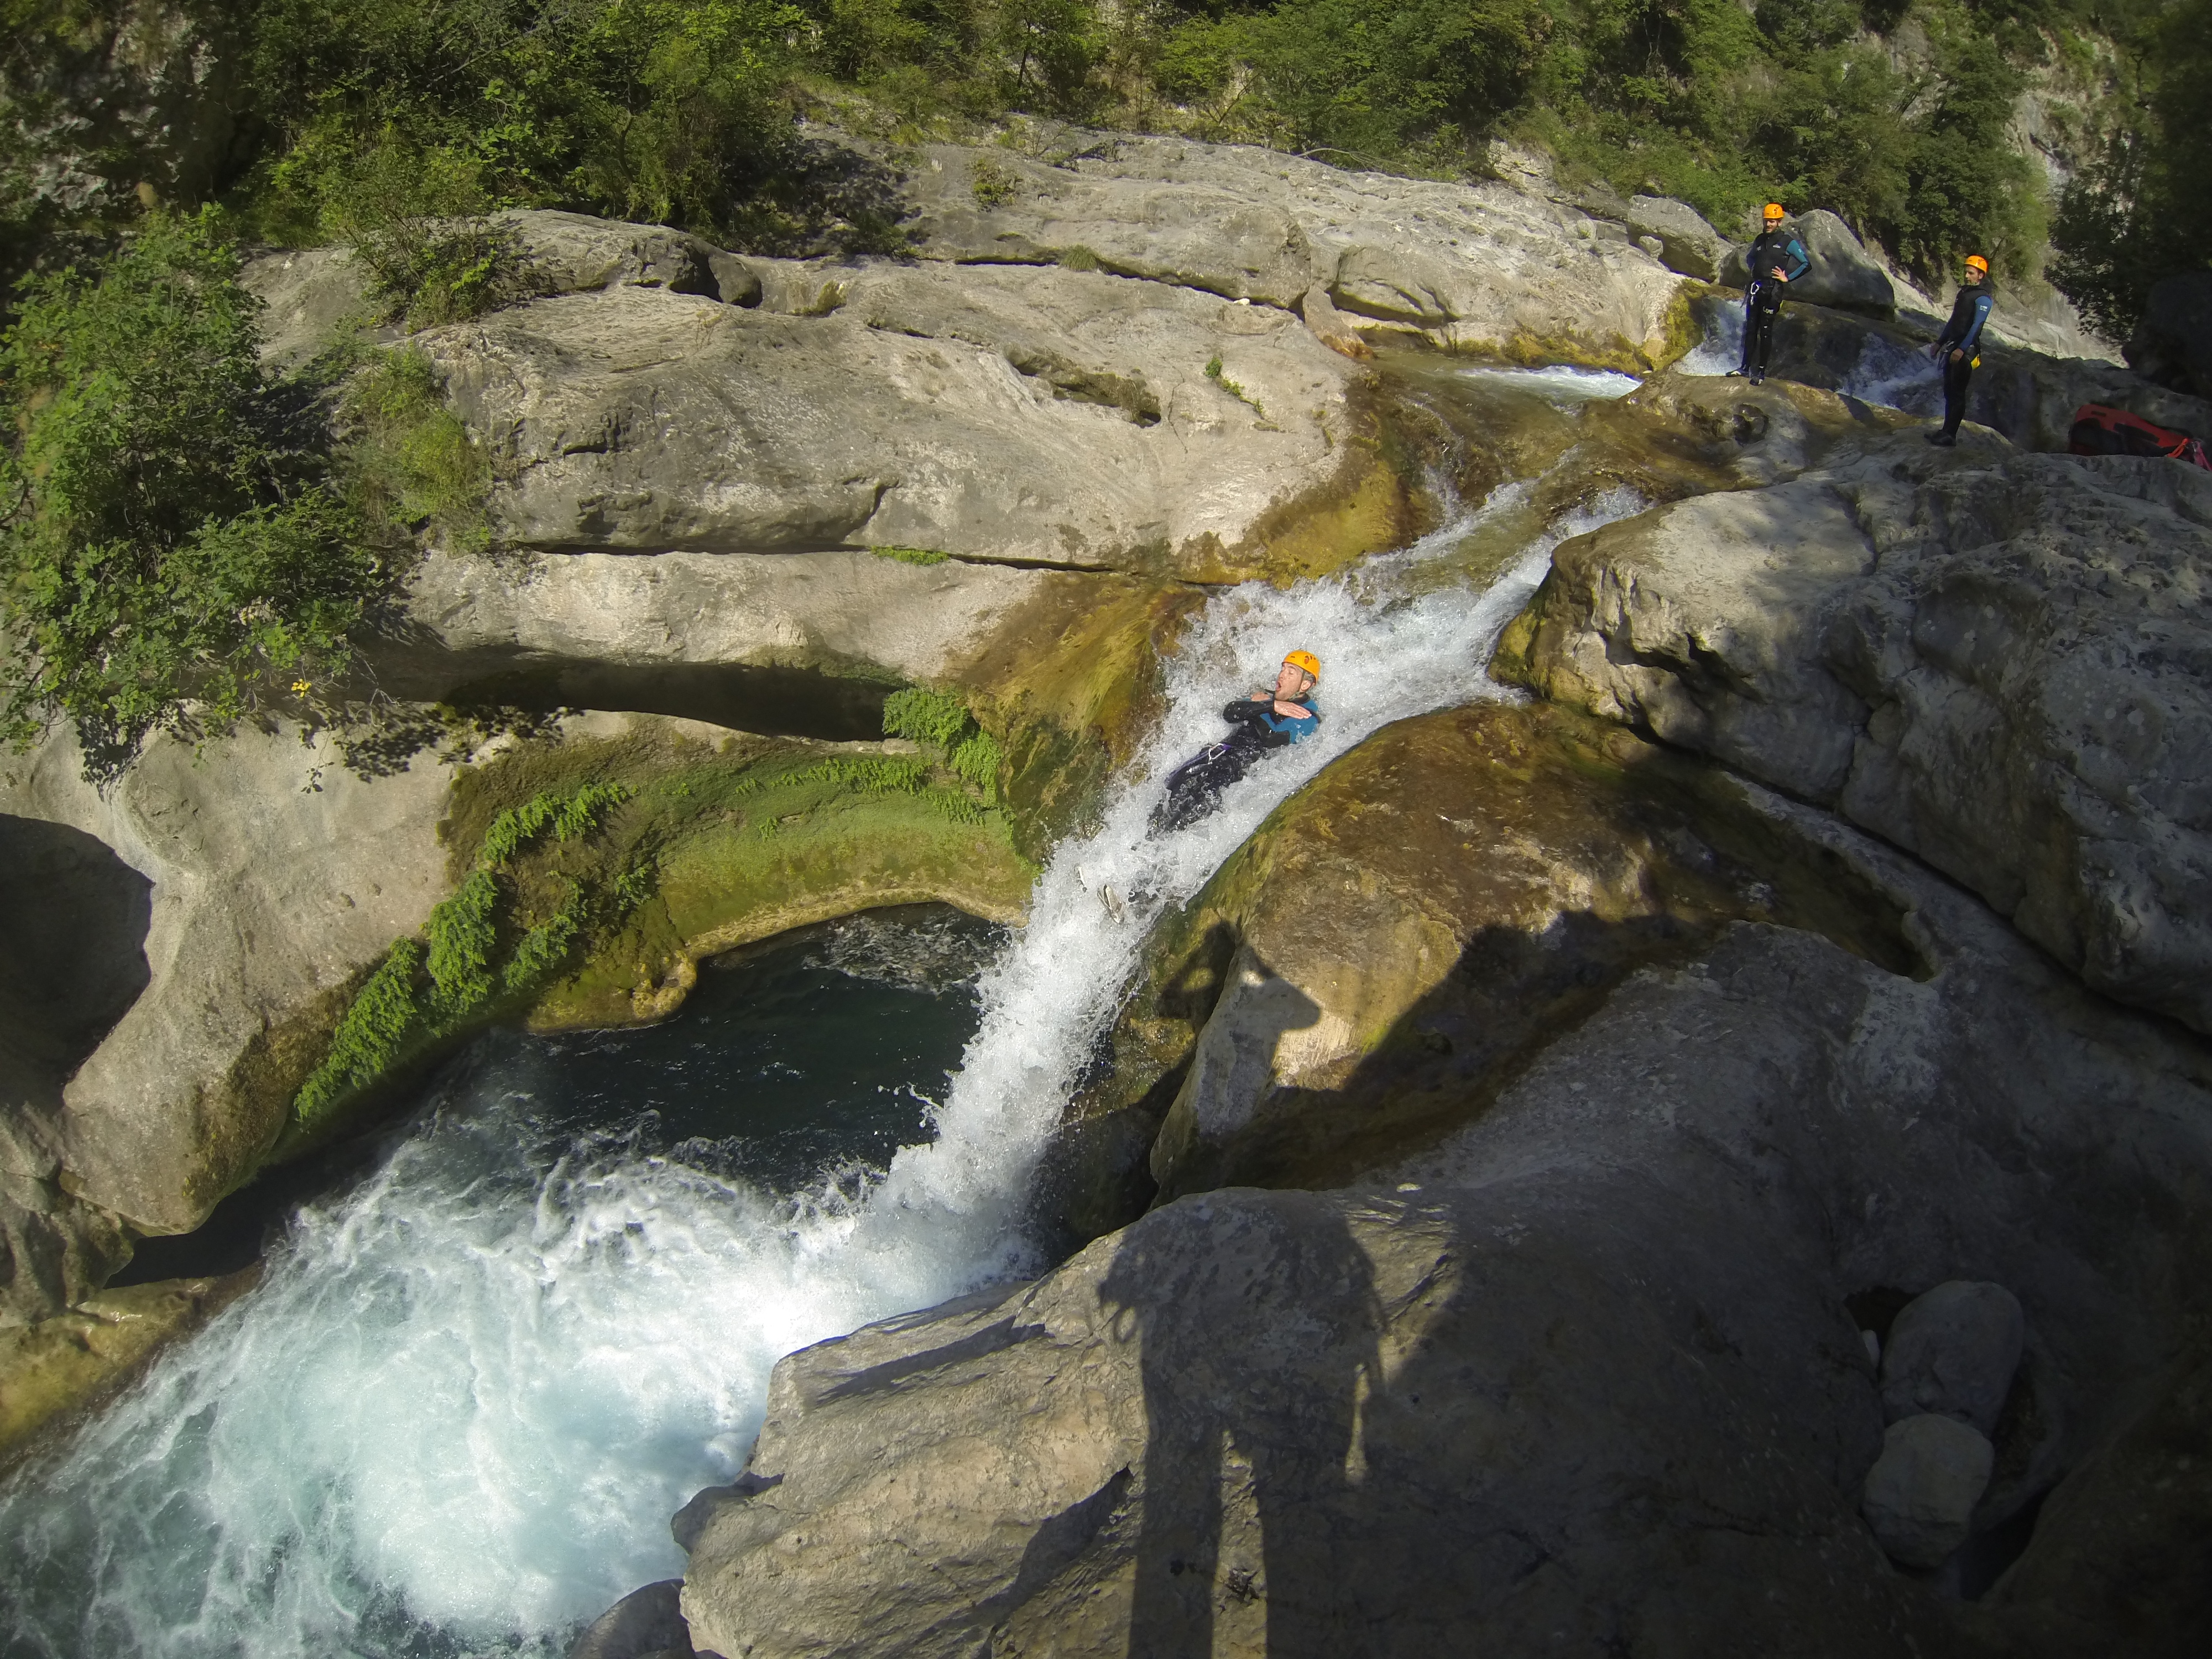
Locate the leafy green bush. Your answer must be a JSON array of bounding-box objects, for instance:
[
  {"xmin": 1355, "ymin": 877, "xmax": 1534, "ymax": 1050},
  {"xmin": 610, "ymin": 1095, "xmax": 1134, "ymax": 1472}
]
[
  {"xmin": 477, "ymin": 780, "xmax": 634, "ymax": 867},
  {"xmin": 425, "ymin": 868, "xmax": 500, "ymax": 1015},
  {"xmin": 2050, "ymin": 0, "xmax": 2212, "ymax": 336},
  {"xmin": 950, "ymin": 730, "xmax": 1003, "ymax": 802},
  {"xmin": 971, "ymin": 155, "xmax": 1020, "ymax": 207},
  {"xmin": 339, "ymin": 348, "xmax": 491, "ymax": 551},
  {"xmin": 883, "ymin": 686, "xmax": 975, "ymax": 748},
  {"xmin": 0, "ymin": 207, "xmax": 387, "ymax": 784},
  {"xmin": 881, "ymin": 685, "xmax": 1001, "ymax": 804},
  {"xmin": 503, "ymin": 881, "xmax": 588, "ymax": 993},
  {"xmin": 239, "ymin": 0, "xmax": 807, "ymax": 249},
  {"xmin": 294, "ymin": 939, "xmax": 424, "ymax": 1124},
  {"xmin": 291, "ymin": 779, "xmax": 641, "ymax": 1122}
]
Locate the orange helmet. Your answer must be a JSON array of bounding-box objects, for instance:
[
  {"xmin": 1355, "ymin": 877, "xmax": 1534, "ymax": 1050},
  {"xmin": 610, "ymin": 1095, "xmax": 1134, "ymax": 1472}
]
[
  {"xmin": 1964, "ymin": 253, "xmax": 1989, "ymax": 273},
  {"xmin": 1763, "ymin": 202, "xmax": 1787, "ymax": 221},
  {"xmin": 1282, "ymin": 650, "xmax": 1320, "ymax": 681}
]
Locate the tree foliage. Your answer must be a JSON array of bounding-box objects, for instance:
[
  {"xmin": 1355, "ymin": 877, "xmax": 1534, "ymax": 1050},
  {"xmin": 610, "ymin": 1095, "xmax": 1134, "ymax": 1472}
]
[
  {"xmin": 0, "ymin": 207, "xmax": 388, "ymax": 782},
  {"xmin": 2049, "ymin": 0, "xmax": 2212, "ymax": 337}
]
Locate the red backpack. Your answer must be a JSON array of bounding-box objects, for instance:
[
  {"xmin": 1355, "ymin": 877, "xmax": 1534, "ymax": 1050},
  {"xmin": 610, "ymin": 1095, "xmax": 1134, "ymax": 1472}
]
[{"xmin": 2068, "ymin": 403, "xmax": 2212, "ymax": 471}]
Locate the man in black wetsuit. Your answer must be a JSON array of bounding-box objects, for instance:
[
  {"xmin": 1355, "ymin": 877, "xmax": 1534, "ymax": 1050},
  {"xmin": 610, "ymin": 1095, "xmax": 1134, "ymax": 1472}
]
[
  {"xmin": 1152, "ymin": 650, "xmax": 1321, "ymax": 833},
  {"xmin": 1926, "ymin": 254, "xmax": 1994, "ymax": 447},
  {"xmin": 1735, "ymin": 203, "xmax": 1810, "ymax": 386}
]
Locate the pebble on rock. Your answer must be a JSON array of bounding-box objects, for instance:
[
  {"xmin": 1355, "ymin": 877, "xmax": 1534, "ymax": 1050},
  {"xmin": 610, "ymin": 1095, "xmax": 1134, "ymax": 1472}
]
[
  {"xmin": 1861, "ymin": 1413, "xmax": 1997, "ymax": 1570},
  {"xmin": 1880, "ymin": 1280, "xmax": 2026, "ymax": 1434}
]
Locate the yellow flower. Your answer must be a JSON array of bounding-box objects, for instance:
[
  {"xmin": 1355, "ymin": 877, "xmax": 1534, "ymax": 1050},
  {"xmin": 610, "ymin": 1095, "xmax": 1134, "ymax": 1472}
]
[{"xmin": 291, "ymin": 680, "xmax": 312, "ymax": 694}]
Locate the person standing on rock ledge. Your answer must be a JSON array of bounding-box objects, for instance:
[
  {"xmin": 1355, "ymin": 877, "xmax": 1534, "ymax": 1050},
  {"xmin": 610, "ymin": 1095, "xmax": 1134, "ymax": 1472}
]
[
  {"xmin": 1926, "ymin": 254, "xmax": 1994, "ymax": 447},
  {"xmin": 1734, "ymin": 203, "xmax": 1810, "ymax": 385}
]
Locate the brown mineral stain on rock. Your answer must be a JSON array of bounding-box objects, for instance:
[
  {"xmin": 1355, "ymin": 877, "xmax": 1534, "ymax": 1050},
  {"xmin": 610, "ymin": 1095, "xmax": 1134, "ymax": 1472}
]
[{"xmin": 0, "ymin": 1269, "xmax": 260, "ymax": 1471}]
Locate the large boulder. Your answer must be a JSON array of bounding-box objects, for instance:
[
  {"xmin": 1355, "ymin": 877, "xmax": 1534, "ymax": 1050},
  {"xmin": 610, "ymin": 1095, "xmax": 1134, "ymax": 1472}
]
[
  {"xmin": 1721, "ymin": 210, "xmax": 1895, "ymax": 314},
  {"xmin": 1496, "ymin": 442, "xmax": 2212, "ymax": 1035},
  {"xmin": 0, "ymin": 724, "xmax": 461, "ymax": 1234},
  {"xmin": 1881, "ymin": 1281, "xmax": 2027, "ymax": 1433},
  {"xmin": 1624, "ymin": 194, "xmax": 1730, "ymax": 282},
  {"xmin": 2128, "ymin": 270, "xmax": 2212, "ymax": 400},
  {"xmin": 901, "ymin": 135, "xmax": 1689, "ymax": 367},
  {"xmin": 1861, "ymin": 1413, "xmax": 1997, "ymax": 1569},
  {"xmin": 682, "ymin": 1187, "xmax": 1954, "ymax": 1659},
  {"xmin": 413, "ymin": 258, "xmax": 1399, "ymax": 581},
  {"xmin": 1050, "ymin": 700, "xmax": 1921, "ymax": 1228}
]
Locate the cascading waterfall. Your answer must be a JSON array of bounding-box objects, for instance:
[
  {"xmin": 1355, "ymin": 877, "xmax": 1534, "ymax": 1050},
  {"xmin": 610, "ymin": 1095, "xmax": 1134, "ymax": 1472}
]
[
  {"xmin": 0, "ymin": 372, "xmax": 1647, "ymax": 1659},
  {"xmin": 1677, "ymin": 288, "xmax": 1943, "ymax": 413}
]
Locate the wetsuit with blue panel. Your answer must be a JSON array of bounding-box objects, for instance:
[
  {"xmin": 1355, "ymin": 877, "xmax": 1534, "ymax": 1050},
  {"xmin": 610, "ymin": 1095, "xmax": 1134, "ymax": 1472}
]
[
  {"xmin": 1739, "ymin": 226, "xmax": 1811, "ymax": 384},
  {"xmin": 1153, "ymin": 693, "xmax": 1321, "ymax": 833},
  {"xmin": 1932, "ymin": 276, "xmax": 1995, "ymax": 442}
]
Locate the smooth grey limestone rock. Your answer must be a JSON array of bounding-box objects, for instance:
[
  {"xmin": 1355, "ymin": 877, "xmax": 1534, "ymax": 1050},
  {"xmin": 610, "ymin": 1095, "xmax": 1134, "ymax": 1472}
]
[
  {"xmin": 411, "ymin": 262, "xmax": 1362, "ymax": 575},
  {"xmin": 0, "ymin": 712, "xmax": 708, "ymax": 1237},
  {"xmin": 0, "ymin": 722, "xmax": 461, "ymax": 1233},
  {"xmin": 899, "ymin": 135, "xmax": 1687, "ymax": 363},
  {"xmin": 1861, "ymin": 1413, "xmax": 1997, "ymax": 1569},
  {"xmin": 1625, "ymin": 194, "xmax": 1731, "ymax": 281},
  {"xmin": 1722, "ymin": 209, "xmax": 1895, "ymax": 314},
  {"xmin": 238, "ymin": 247, "xmax": 371, "ymax": 371},
  {"xmin": 489, "ymin": 210, "xmax": 725, "ymax": 300},
  {"xmin": 1880, "ymin": 1280, "xmax": 2026, "ymax": 1433},
  {"xmin": 1507, "ymin": 442, "xmax": 2212, "ymax": 1035},
  {"xmin": 382, "ymin": 546, "xmax": 1055, "ymax": 707}
]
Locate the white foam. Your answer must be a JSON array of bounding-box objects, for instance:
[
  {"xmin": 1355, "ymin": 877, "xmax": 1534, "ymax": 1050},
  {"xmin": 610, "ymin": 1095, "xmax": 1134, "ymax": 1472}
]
[
  {"xmin": 1452, "ymin": 364, "xmax": 1642, "ymax": 403},
  {"xmin": 1836, "ymin": 331, "xmax": 1941, "ymax": 415},
  {"xmin": 0, "ymin": 477, "xmax": 1649, "ymax": 1659},
  {"xmin": 1677, "ymin": 301, "xmax": 1744, "ymax": 377}
]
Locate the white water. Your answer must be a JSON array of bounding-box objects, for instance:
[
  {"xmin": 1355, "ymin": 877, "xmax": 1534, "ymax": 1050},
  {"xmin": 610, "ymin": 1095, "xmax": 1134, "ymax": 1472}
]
[
  {"xmin": 1677, "ymin": 290, "xmax": 1944, "ymax": 414},
  {"xmin": 1678, "ymin": 301, "xmax": 1744, "ymax": 377},
  {"xmin": 1449, "ymin": 364, "xmax": 1641, "ymax": 403},
  {"xmin": 0, "ymin": 478, "xmax": 1646, "ymax": 1659}
]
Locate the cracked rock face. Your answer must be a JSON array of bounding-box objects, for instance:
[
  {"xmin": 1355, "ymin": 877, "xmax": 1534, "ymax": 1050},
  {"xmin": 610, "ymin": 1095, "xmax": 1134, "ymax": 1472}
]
[
  {"xmin": 901, "ymin": 135, "xmax": 1685, "ymax": 363},
  {"xmin": 415, "ymin": 262, "xmax": 1374, "ymax": 578},
  {"xmin": 1498, "ymin": 442, "xmax": 2212, "ymax": 1035}
]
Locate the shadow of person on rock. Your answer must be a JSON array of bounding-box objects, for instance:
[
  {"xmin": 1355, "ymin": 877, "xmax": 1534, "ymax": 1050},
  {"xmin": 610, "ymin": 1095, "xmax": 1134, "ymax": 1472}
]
[{"xmin": 1099, "ymin": 1192, "xmax": 1385, "ymax": 1657}]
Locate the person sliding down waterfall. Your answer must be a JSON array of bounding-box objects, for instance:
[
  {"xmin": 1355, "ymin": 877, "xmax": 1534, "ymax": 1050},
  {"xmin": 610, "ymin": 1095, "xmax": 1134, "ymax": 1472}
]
[
  {"xmin": 1925, "ymin": 254, "xmax": 1994, "ymax": 447},
  {"xmin": 1733, "ymin": 204, "xmax": 1809, "ymax": 386},
  {"xmin": 1151, "ymin": 651, "xmax": 1321, "ymax": 833}
]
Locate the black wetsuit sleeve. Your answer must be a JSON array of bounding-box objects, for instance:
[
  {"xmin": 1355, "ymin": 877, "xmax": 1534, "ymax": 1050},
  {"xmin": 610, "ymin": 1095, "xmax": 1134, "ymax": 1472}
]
[{"xmin": 1222, "ymin": 698, "xmax": 1268, "ymax": 728}]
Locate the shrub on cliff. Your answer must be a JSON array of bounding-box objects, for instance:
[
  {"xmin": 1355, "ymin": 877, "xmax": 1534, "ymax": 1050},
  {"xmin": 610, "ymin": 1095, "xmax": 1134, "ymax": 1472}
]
[
  {"xmin": 0, "ymin": 207, "xmax": 391, "ymax": 785},
  {"xmin": 2050, "ymin": 0, "xmax": 2212, "ymax": 337}
]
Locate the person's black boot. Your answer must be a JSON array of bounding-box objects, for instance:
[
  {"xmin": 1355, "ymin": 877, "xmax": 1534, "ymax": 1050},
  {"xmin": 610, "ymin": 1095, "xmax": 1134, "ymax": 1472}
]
[{"xmin": 1924, "ymin": 430, "xmax": 1957, "ymax": 447}]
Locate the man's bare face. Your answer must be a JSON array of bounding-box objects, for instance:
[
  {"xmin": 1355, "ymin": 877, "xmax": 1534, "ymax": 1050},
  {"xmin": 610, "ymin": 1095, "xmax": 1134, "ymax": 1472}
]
[{"xmin": 1275, "ymin": 664, "xmax": 1314, "ymax": 700}]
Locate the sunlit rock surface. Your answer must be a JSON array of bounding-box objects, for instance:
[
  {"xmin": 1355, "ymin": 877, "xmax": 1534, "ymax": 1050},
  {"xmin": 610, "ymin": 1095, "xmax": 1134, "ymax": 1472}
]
[
  {"xmin": 0, "ymin": 723, "xmax": 458, "ymax": 1234},
  {"xmin": 1500, "ymin": 444, "xmax": 2212, "ymax": 1034}
]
